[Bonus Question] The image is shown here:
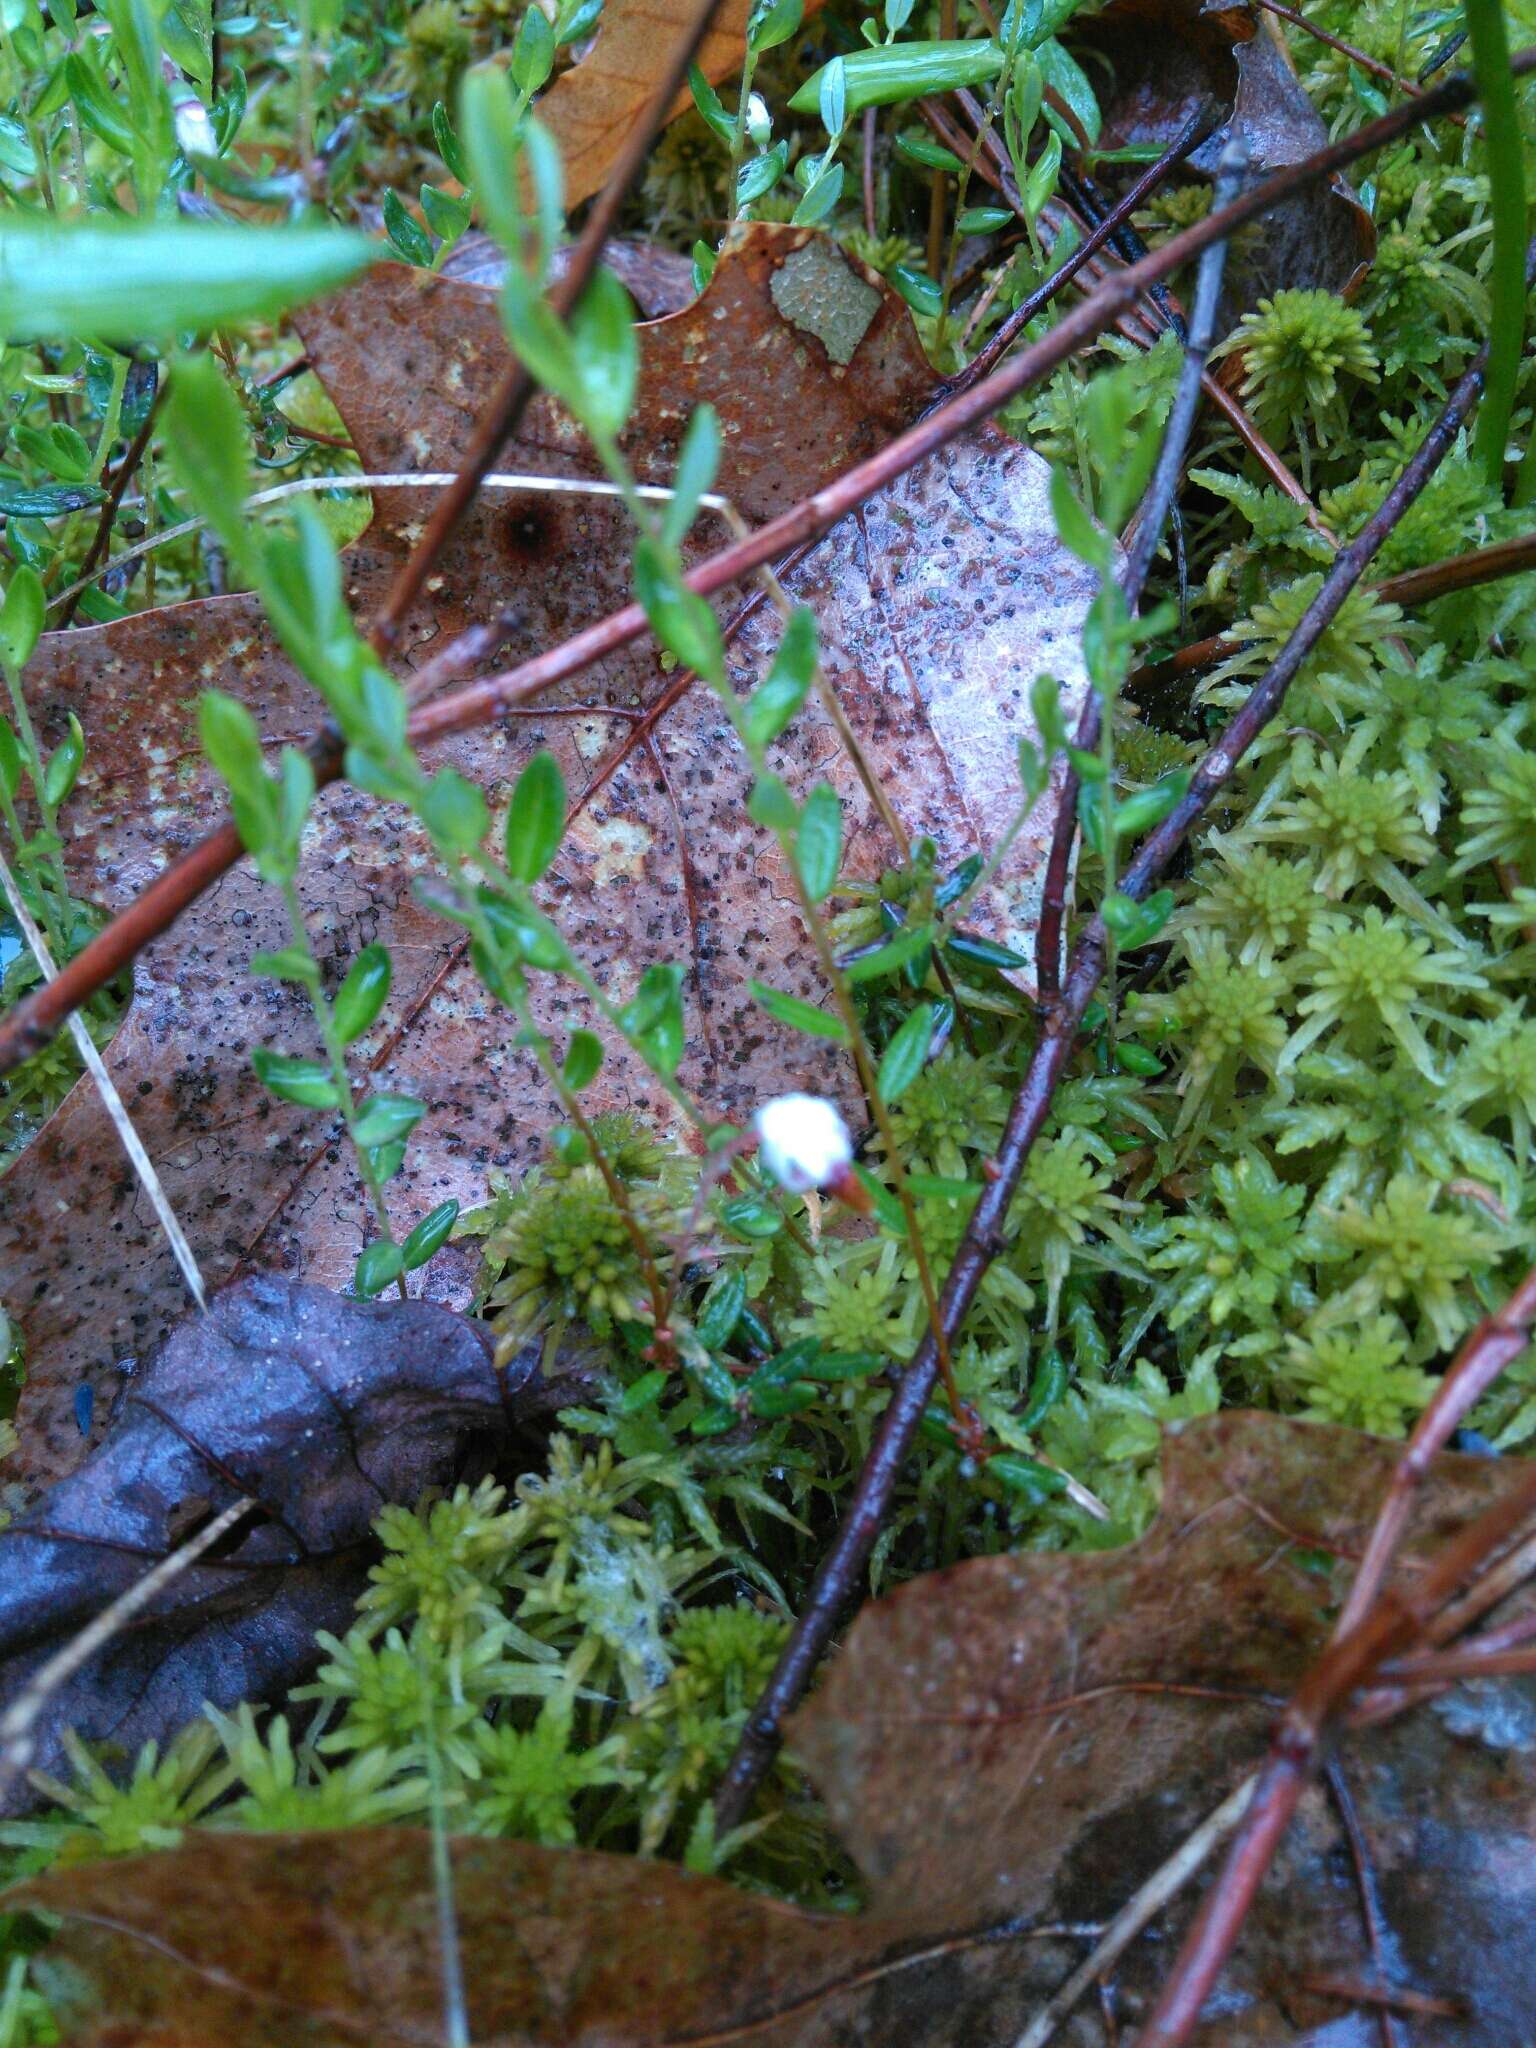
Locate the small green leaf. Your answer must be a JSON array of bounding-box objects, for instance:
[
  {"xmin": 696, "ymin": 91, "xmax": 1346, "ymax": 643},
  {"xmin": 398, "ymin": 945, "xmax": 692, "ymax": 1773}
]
[
  {"xmin": 0, "ymin": 220, "xmax": 375, "ymax": 341},
  {"xmin": 634, "ymin": 535, "xmax": 723, "ymax": 679},
  {"xmin": 459, "ymin": 63, "xmax": 530, "ymax": 255},
  {"xmin": 719, "ymin": 1193, "xmax": 783, "ymax": 1238},
  {"xmin": 747, "ymin": 0, "xmax": 801, "ymax": 53},
  {"xmin": 943, "ymin": 930, "xmax": 1027, "ymax": 971},
  {"xmin": 791, "ymin": 160, "xmax": 844, "ymax": 226},
  {"xmin": 351, "ymin": 1092, "xmax": 427, "ymax": 1149},
  {"xmin": 199, "ymin": 689, "xmax": 275, "ymax": 859},
  {"xmin": 748, "ymin": 981, "xmax": 848, "ymax": 1041},
  {"xmin": 956, "ymin": 205, "xmax": 1014, "ymax": 234},
  {"xmin": 252, "ymin": 1046, "xmax": 340, "ymax": 1109},
  {"xmin": 401, "ymin": 1199, "xmax": 460, "ymax": 1270},
  {"xmin": 569, "ymin": 266, "xmax": 638, "ymax": 439},
  {"xmin": 888, "ymin": 262, "xmax": 944, "ymax": 319},
  {"xmin": 688, "ymin": 63, "xmax": 734, "ymax": 146},
  {"xmin": 818, "ymin": 54, "xmax": 847, "ymax": 136},
  {"xmin": 736, "ymin": 142, "xmax": 787, "ymax": 206},
  {"xmin": 419, "ymin": 766, "xmax": 489, "ymax": 854},
  {"xmin": 1018, "ymin": 1346, "xmax": 1068, "ymax": 1432},
  {"xmin": 42, "ymin": 714, "xmax": 84, "ymax": 807},
  {"xmin": 692, "ymin": 238, "xmax": 718, "ymax": 295},
  {"xmin": 796, "ymin": 781, "xmax": 843, "ymax": 902},
  {"xmin": 1023, "ymin": 127, "xmax": 1062, "ymax": 222},
  {"xmin": 249, "ymin": 946, "xmax": 319, "ymax": 984},
  {"xmin": 662, "ymin": 404, "xmax": 721, "ymax": 549},
  {"xmin": 798, "ymin": 1349, "xmax": 885, "ymax": 1381},
  {"xmin": 1048, "ymin": 465, "xmax": 1107, "ymax": 569},
  {"xmin": 894, "ymin": 131, "xmax": 963, "ymax": 174},
  {"xmin": 746, "ymin": 772, "xmax": 800, "ymax": 834},
  {"xmin": 355, "ymin": 1237, "xmax": 405, "ymax": 1298},
  {"xmin": 511, "ymin": 2, "xmax": 556, "ymax": 95},
  {"xmin": 790, "ymin": 41, "xmax": 1004, "ymax": 116},
  {"xmin": 1100, "ymin": 888, "xmax": 1175, "ymax": 949},
  {"xmin": 989, "ymin": 1452, "xmax": 1068, "ymax": 1500},
  {"xmin": 504, "ymin": 748, "xmax": 566, "ymax": 883},
  {"xmin": 562, "ymin": 1027, "xmax": 603, "ymax": 1090},
  {"xmin": 0, "ymin": 720, "xmax": 21, "ymax": 803},
  {"xmin": 877, "ymin": 1000, "xmax": 934, "ymax": 1104},
  {"xmin": 383, "ymin": 188, "xmax": 435, "ymax": 268},
  {"xmin": 333, "ymin": 944, "xmax": 392, "ymax": 1045},
  {"xmin": 618, "ymin": 961, "xmax": 686, "ymax": 1074},
  {"xmin": 696, "ymin": 1265, "xmax": 746, "ymax": 1350},
  {"xmin": 431, "ymin": 100, "xmax": 469, "ymax": 183},
  {"xmin": 162, "ymin": 353, "xmax": 252, "ymax": 573},
  {"xmin": 0, "ymin": 566, "xmax": 45, "ymax": 670},
  {"xmin": 745, "ymin": 607, "xmax": 818, "ymax": 750},
  {"xmin": 843, "ymin": 921, "xmax": 933, "ymax": 984}
]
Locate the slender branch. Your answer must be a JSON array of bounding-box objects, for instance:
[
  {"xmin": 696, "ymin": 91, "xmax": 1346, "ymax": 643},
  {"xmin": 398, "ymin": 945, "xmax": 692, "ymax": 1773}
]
[
  {"xmin": 366, "ymin": 0, "xmax": 726, "ymax": 648},
  {"xmin": 941, "ymin": 99, "xmax": 1220, "ymax": 402},
  {"xmin": 712, "ymin": 241, "xmax": 1533, "ymax": 1835},
  {"xmin": 3, "ymin": 55, "xmax": 1530, "ymax": 1079},
  {"xmin": 1036, "ymin": 136, "xmax": 1248, "ymax": 1002},
  {"xmin": 1253, "ymin": 0, "xmax": 1467, "ymax": 127},
  {"xmin": 1128, "ymin": 528, "xmax": 1536, "ymax": 696},
  {"xmin": 55, "ymin": 373, "xmax": 165, "ymax": 629}
]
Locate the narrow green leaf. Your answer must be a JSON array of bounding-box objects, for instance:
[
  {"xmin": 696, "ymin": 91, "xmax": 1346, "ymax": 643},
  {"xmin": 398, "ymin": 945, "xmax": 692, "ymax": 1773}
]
[
  {"xmin": 251, "ymin": 1046, "xmax": 340, "ymax": 1109},
  {"xmin": 748, "ymin": 980, "xmax": 849, "ymax": 1040},
  {"xmin": 796, "ymin": 781, "xmax": 843, "ymax": 902},
  {"xmin": 0, "ymin": 566, "xmax": 45, "ymax": 670},
  {"xmin": 696, "ymin": 1265, "xmax": 746, "ymax": 1350},
  {"xmin": 351, "ymin": 1092, "xmax": 426, "ymax": 1149},
  {"xmin": 843, "ymin": 921, "xmax": 933, "ymax": 984},
  {"xmin": 789, "ymin": 40, "xmax": 1004, "ymax": 116},
  {"xmin": 42, "ymin": 713, "xmax": 84, "ymax": 807},
  {"xmin": 333, "ymin": 943, "xmax": 392, "ymax": 1045},
  {"xmin": 877, "ymin": 1000, "xmax": 934, "ymax": 1104},
  {"xmin": 355, "ymin": 1237, "xmax": 405, "ymax": 1298},
  {"xmin": 162, "ymin": 352, "xmax": 252, "ymax": 572},
  {"xmin": 0, "ymin": 221, "xmax": 374, "ymax": 341},
  {"xmin": 562, "ymin": 1027, "xmax": 604, "ymax": 1090},
  {"xmin": 504, "ymin": 748, "xmax": 566, "ymax": 883},
  {"xmin": 401, "ymin": 1199, "xmax": 460, "ymax": 1270}
]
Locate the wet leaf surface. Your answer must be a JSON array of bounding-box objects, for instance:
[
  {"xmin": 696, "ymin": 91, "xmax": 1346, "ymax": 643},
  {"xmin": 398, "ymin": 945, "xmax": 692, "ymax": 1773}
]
[
  {"xmin": 0, "ymin": 1273, "xmax": 585, "ymax": 1814},
  {"xmin": 13, "ymin": 1415, "xmax": 1536, "ymax": 2042},
  {"xmin": 1077, "ymin": 0, "xmax": 1376, "ymax": 311},
  {"xmin": 2, "ymin": 227, "xmax": 1092, "ymax": 1492}
]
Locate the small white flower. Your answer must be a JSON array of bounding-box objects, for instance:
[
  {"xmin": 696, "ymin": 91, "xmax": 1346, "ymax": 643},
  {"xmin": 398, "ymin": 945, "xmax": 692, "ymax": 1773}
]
[
  {"xmin": 173, "ymin": 94, "xmax": 218, "ymax": 160},
  {"xmin": 746, "ymin": 94, "xmax": 772, "ymax": 150},
  {"xmin": 752, "ymin": 1093, "xmax": 853, "ymax": 1195}
]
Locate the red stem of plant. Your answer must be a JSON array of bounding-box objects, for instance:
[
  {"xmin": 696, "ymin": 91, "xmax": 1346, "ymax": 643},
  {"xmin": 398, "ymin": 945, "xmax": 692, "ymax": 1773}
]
[
  {"xmin": 712, "ymin": 239, "xmax": 1533, "ymax": 1836},
  {"xmin": 1, "ymin": 53, "xmax": 1528, "ymax": 1079},
  {"xmin": 55, "ymin": 378, "xmax": 166, "ymax": 630}
]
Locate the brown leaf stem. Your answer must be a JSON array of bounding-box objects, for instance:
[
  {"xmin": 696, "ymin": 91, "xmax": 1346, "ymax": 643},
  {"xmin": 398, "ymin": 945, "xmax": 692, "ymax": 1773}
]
[{"xmin": 54, "ymin": 374, "xmax": 165, "ymax": 630}]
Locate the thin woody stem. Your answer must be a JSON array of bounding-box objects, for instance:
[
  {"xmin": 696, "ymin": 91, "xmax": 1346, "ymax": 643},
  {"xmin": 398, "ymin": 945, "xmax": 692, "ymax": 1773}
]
[
  {"xmin": 1036, "ymin": 136, "xmax": 1248, "ymax": 1001},
  {"xmin": 3, "ymin": 52, "xmax": 1530, "ymax": 1079},
  {"xmin": 712, "ymin": 240, "xmax": 1532, "ymax": 1837}
]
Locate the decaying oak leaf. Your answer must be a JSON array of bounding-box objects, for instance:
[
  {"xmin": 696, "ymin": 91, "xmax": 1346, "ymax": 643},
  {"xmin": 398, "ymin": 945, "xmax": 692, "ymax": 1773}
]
[
  {"xmin": 1075, "ymin": 0, "xmax": 1375, "ymax": 310},
  {"xmin": 3, "ymin": 226, "xmax": 1092, "ymax": 1492},
  {"xmin": 538, "ymin": 0, "xmax": 824, "ymax": 209},
  {"xmin": 0, "ymin": 1272, "xmax": 589, "ymax": 1814},
  {"xmin": 14, "ymin": 1414, "xmax": 1536, "ymax": 2044}
]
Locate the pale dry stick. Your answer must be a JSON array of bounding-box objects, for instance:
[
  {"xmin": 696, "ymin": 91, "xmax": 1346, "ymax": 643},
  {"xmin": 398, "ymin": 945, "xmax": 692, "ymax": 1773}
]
[
  {"xmin": 0, "ymin": 1493, "xmax": 253, "ymax": 1808},
  {"xmin": 1036, "ymin": 136, "xmax": 1248, "ymax": 1001},
  {"xmin": 7, "ymin": 53, "xmax": 1533, "ymax": 1079},
  {"xmin": 0, "ymin": 844, "xmax": 206, "ymax": 1312},
  {"xmin": 45, "ymin": 470, "xmax": 740, "ymax": 617},
  {"xmin": 713, "ymin": 234, "xmax": 1536, "ymax": 1837},
  {"xmin": 1013, "ymin": 1774, "xmax": 1258, "ymax": 2048}
]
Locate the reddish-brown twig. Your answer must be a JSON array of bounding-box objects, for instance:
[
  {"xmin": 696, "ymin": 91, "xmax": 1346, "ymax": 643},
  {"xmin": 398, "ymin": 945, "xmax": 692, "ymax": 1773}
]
[
  {"xmin": 1128, "ymin": 527, "xmax": 1536, "ymax": 697},
  {"xmin": 55, "ymin": 377, "xmax": 166, "ymax": 630},
  {"xmin": 713, "ymin": 243, "xmax": 1531, "ymax": 1836},
  {"xmin": 1335, "ymin": 1263, "xmax": 1536, "ymax": 1637},
  {"xmin": 1253, "ymin": 0, "xmax": 1468, "ymax": 127},
  {"xmin": 367, "ymin": 0, "xmax": 725, "ymax": 648},
  {"xmin": 2, "ymin": 55, "xmax": 1528, "ymax": 1079},
  {"xmin": 941, "ymin": 99, "xmax": 1221, "ymax": 401},
  {"xmin": 1139, "ymin": 1448, "xmax": 1536, "ymax": 2045},
  {"xmin": 1036, "ymin": 136, "xmax": 1247, "ymax": 1002}
]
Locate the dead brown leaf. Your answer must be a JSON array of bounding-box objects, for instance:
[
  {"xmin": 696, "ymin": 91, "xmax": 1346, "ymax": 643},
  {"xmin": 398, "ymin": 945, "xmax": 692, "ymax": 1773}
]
[
  {"xmin": 2, "ymin": 226, "xmax": 1091, "ymax": 1493},
  {"xmin": 539, "ymin": 0, "xmax": 824, "ymax": 209},
  {"xmin": 1076, "ymin": 0, "xmax": 1375, "ymax": 309},
  {"xmin": 14, "ymin": 1415, "xmax": 1536, "ymax": 2043},
  {"xmin": 0, "ymin": 1273, "xmax": 588, "ymax": 1813}
]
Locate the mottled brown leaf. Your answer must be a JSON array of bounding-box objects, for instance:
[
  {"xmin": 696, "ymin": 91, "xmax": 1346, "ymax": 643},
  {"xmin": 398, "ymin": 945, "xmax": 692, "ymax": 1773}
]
[
  {"xmin": 14, "ymin": 1416, "xmax": 1536, "ymax": 2043},
  {"xmin": 1078, "ymin": 0, "xmax": 1375, "ymax": 310},
  {"xmin": 2, "ymin": 227, "xmax": 1091, "ymax": 1493},
  {"xmin": 539, "ymin": 0, "xmax": 824, "ymax": 209},
  {"xmin": 0, "ymin": 1273, "xmax": 588, "ymax": 1813}
]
